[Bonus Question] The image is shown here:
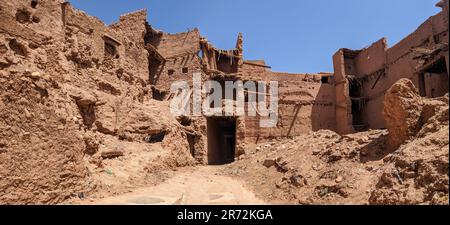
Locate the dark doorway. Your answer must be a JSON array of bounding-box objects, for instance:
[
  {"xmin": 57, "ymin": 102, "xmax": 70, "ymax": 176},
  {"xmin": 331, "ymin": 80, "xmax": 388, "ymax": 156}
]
[
  {"xmin": 418, "ymin": 58, "xmax": 449, "ymax": 98},
  {"xmin": 351, "ymin": 99, "xmax": 368, "ymax": 132},
  {"xmin": 207, "ymin": 117, "xmax": 236, "ymax": 165},
  {"xmin": 348, "ymin": 78, "xmax": 368, "ymax": 132}
]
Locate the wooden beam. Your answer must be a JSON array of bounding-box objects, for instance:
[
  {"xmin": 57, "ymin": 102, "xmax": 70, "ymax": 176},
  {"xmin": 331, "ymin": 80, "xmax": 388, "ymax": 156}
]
[
  {"xmin": 243, "ymin": 61, "xmax": 272, "ymax": 69},
  {"xmin": 286, "ymin": 104, "xmax": 301, "ymax": 137}
]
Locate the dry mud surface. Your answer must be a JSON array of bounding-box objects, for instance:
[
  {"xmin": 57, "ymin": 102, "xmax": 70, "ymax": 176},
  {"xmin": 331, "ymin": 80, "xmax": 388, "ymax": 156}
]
[{"xmin": 75, "ymin": 166, "xmax": 265, "ymax": 205}]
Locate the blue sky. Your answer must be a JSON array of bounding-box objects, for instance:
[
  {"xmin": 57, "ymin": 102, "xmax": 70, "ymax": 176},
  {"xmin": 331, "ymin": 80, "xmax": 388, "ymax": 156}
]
[{"xmin": 68, "ymin": 0, "xmax": 441, "ymax": 73}]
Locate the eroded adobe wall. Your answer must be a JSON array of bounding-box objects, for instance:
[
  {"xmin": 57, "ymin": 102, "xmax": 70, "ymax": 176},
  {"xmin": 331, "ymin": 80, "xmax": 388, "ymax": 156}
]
[
  {"xmin": 0, "ymin": 0, "xmax": 195, "ymax": 204},
  {"xmin": 61, "ymin": 5, "xmax": 153, "ymax": 102},
  {"xmin": 0, "ymin": 0, "xmax": 90, "ymax": 204},
  {"xmin": 240, "ymin": 63, "xmax": 336, "ymax": 141},
  {"xmin": 351, "ymin": 38, "xmax": 388, "ymax": 130},
  {"xmin": 144, "ymin": 30, "xmax": 208, "ymax": 162},
  {"xmin": 109, "ymin": 10, "xmax": 151, "ymax": 82},
  {"xmin": 333, "ymin": 50, "xmax": 354, "ymax": 135},
  {"xmin": 333, "ymin": 2, "xmax": 449, "ymax": 132},
  {"xmin": 148, "ymin": 30, "xmax": 203, "ymax": 92}
]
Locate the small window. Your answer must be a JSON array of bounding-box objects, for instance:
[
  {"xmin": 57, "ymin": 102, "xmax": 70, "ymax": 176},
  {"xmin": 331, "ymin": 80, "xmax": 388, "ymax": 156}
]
[
  {"xmin": 16, "ymin": 9, "xmax": 31, "ymax": 23},
  {"xmin": 31, "ymin": 0, "xmax": 38, "ymax": 9},
  {"xmin": 321, "ymin": 76, "xmax": 329, "ymax": 84},
  {"xmin": 144, "ymin": 131, "xmax": 166, "ymax": 143},
  {"xmin": 103, "ymin": 35, "xmax": 121, "ymax": 59},
  {"xmin": 32, "ymin": 15, "xmax": 40, "ymax": 23},
  {"xmin": 168, "ymin": 69, "xmax": 175, "ymax": 76},
  {"xmin": 182, "ymin": 67, "xmax": 188, "ymax": 74},
  {"xmin": 104, "ymin": 41, "xmax": 117, "ymax": 58}
]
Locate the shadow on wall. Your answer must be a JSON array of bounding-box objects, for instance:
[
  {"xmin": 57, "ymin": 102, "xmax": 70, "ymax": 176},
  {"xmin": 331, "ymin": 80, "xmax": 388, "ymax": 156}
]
[
  {"xmin": 311, "ymin": 76, "xmax": 336, "ymax": 132},
  {"xmin": 149, "ymin": 59, "xmax": 165, "ymax": 85}
]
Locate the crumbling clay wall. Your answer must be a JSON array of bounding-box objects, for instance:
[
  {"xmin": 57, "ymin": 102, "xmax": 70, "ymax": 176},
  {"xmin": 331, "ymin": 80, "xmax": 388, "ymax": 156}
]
[
  {"xmin": 0, "ymin": 70, "xmax": 89, "ymax": 204},
  {"xmin": 241, "ymin": 63, "xmax": 336, "ymax": 141},
  {"xmin": 333, "ymin": 1, "xmax": 449, "ymax": 134},
  {"xmin": 332, "ymin": 50, "xmax": 354, "ymax": 135},
  {"xmin": 148, "ymin": 30, "xmax": 203, "ymax": 93},
  {"xmin": 109, "ymin": 10, "xmax": 152, "ymax": 82},
  {"xmin": 0, "ymin": 0, "xmax": 195, "ymax": 204}
]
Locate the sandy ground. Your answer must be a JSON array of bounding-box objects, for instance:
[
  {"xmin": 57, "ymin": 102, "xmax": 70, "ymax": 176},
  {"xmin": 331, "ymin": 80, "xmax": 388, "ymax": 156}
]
[{"xmin": 84, "ymin": 166, "xmax": 265, "ymax": 205}]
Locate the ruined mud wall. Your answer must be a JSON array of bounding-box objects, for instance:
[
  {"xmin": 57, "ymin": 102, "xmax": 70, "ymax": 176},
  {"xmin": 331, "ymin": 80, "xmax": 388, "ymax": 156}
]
[
  {"xmin": 0, "ymin": 0, "xmax": 194, "ymax": 204},
  {"xmin": 109, "ymin": 10, "xmax": 152, "ymax": 82},
  {"xmin": 144, "ymin": 29, "xmax": 208, "ymax": 162},
  {"xmin": 0, "ymin": 0, "xmax": 89, "ymax": 204},
  {"xmin": 333, "ymin": 2, "xmax": 449, "ymax": 133},
  {"xmin": 240, "ymin": 63, "xmax": 336, "ymax": 141},
  {"xmin": 148, "ymin": 30, "xmax": 203, "ymax": 92},
  {"xmin": 333, "ymin": 50, "xmax": 354, "ymax": 134}
]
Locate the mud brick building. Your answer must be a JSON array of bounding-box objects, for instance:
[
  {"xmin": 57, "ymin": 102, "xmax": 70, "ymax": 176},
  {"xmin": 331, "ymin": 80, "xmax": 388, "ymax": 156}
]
[
  {"xmin": 333, "ymin": 0, "xmax": 449, "ymax": 134},
  {"xmin": 143, "ymin": 0, "xmax": 448, "ymax": 163},
  {"xmin": 0, "ymin": 1, "xmax": 448, "ymax": 204},
  {"xmin": 1, "ymin": 0, "xmax": 448, "ymax": 166}
]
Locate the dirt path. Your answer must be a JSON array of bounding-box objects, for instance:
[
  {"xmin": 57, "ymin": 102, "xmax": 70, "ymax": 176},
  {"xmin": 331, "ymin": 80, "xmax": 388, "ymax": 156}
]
[{"xmin": 89, "ymin": 166, "xmax": 266, "ymax": 205}]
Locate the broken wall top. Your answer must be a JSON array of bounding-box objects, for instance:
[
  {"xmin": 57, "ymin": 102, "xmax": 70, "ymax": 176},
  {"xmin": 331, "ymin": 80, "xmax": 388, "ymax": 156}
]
[
  {"xmin": 154, "ymin": 29, "xmax": 201, "ymax": 58},
  {"xmin": 0, "ymin": 0, "xmax": 66, "ymax": 43},
  {"xmin": 335, "ymin": 4, "xmax": 448, "ymax": 76}
]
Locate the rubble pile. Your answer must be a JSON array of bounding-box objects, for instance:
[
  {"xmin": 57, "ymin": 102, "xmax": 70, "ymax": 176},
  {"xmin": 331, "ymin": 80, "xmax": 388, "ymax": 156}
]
[{"xmin": 224, "ymin": 80, "xmax": 448, "ymax": 205}]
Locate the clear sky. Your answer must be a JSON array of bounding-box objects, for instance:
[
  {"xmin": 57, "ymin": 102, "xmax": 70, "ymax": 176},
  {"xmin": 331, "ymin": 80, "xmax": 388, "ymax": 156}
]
[{"xmin": 68, "ymin": 0, "xmax": 441, "ymax": 73}]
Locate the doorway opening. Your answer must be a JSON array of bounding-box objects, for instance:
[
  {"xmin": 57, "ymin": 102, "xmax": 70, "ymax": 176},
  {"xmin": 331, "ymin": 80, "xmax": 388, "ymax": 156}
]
[
  {"xmin": 207, "ymin": 117, "xmax": 236, "ymax": 165},
  {"xmin": 418, "ymin": 57, "xmax": 449, "ymax": 98},
  {"xmin": 348, "ymin": 77, "xmax": 368, "ymax": 132}
]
